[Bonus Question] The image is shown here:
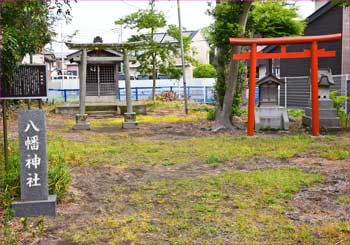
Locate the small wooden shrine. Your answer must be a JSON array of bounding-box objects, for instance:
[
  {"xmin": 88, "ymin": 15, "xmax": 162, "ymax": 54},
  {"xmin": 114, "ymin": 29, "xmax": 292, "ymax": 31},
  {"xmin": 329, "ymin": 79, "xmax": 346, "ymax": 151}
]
[
  {"xmin": 257, "ymin": 74, "xmax": 283, "ymax": 107},
  {"xmin": 66, "ymin": 37, "xmax": 123, "ymax": 104}
]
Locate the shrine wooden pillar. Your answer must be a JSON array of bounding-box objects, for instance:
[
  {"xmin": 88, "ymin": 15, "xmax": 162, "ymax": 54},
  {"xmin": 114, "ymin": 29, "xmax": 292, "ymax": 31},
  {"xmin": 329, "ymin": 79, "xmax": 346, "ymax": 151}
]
[
  {"xmin": 311, "ymin": 41, "xmax": 320, "ymax": 136},
  {"xmin": 248, "ymin": 43, "xmax": 257, "ymax": 136}
]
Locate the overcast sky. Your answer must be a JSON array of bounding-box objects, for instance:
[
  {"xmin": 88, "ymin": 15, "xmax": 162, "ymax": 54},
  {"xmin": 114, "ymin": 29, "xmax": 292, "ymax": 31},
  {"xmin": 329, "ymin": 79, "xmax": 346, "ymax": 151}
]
[{"xmin": 51, "ymin": 0, "xmax": 317, "ymax": 53}]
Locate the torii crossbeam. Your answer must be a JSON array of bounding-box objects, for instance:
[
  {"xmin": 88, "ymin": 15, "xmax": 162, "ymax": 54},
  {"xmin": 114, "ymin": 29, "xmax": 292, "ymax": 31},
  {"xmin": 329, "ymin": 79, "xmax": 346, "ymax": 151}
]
[{"xmin": 229, "ymin": 33, "xmax": 342, "ymax": 136}]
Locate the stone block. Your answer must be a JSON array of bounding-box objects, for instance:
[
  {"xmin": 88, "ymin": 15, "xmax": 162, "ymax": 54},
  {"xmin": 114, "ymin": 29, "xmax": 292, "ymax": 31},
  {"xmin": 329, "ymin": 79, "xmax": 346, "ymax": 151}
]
[
  {"xmin": 122, "ymin": 121, "xmax": 138, "ymax": 129},
  {"xmin": 305, "ymin": 108, "xmax": 338, "ymax": 118},
  {"xmin": 73, "ymin": 113, "xmax": 90, "ymax": 130},
  {"xmin": 255, "ymin": 107, "xmax": 289, "ymax": 131},
  {"xmin": 303, "ymin": 115, "xmax": 340, "ymax": 129},
  {"xmin": 12, "ymin": 195, "xmax": 57, "ymax": 217}
]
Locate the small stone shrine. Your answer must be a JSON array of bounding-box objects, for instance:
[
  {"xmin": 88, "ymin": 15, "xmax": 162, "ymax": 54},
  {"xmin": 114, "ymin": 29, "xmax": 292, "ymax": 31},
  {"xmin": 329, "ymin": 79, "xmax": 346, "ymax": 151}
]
[
  {"xmin": 65, "ymin": 37, "xmax": 139, "ymax": 130},
  {"xmin": 12, "ymin": 110, "xmax": 56, "ymax": 217},
  {"xmin": 255, "ymin": 74, "xmax": 289, "ymax": 131},
  {"xmin": 303, "ymin": 68, "xmax": 340, "ymax": 129}
]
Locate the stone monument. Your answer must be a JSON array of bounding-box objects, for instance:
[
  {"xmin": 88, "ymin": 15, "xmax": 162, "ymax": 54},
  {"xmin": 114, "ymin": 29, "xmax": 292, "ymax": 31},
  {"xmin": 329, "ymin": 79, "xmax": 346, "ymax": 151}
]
[
  {"xmin": 12, "ymin": 110, "xmax": 56, "ymax": 217},
  {"xmin": 255, "ymin": 74, "xmax": 289, "ymax": 131},
  {"xmin": 303, "ymin": 68, "xmax": 340, "ymax": 129}
]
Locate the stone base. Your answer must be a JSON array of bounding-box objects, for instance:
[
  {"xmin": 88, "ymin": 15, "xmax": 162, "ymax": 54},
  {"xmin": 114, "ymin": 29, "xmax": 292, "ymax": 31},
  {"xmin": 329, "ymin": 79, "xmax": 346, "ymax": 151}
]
[
  {"xmin": 255, "ymin": 106, "xmax": 289, "ymax": 131},
  {"xmin": 303, "ymin": 99, "xmax": 340, "ymax": 129},
  {"xmin": 122, "ymin": 121, "xmax": 138, "ymax": 129},
  {"xmin": 73, "ymin": 122, "xmax": 91, "ymax": 130},
  {"xmin": 302, "ymin": 115, "xmax": 340, "ymax": 129},
  {"xmin": 73, "ymin": 113, "xmax": 90, "ymax": 130},
  {"xmin": 12, "ymin": 195, "xmax": 57, "ymax": 217}
]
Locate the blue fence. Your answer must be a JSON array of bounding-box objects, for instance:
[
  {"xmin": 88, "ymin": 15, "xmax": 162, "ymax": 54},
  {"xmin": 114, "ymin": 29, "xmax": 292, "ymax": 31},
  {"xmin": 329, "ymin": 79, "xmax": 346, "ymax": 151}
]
[
  {"xmin": 48, "ymin": 86, "xmax": 216, "ymax": 103},
  {"xmin": 47, "ymin": 86, "xmax": 259, "ymax": 104}
]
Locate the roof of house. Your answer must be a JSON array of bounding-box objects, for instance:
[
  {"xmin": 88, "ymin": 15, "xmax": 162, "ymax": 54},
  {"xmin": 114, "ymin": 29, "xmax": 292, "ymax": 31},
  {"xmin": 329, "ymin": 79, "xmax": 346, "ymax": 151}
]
[
  {"xmin": 263, "ymin": 1, "xmax": 335, "ymax": 53},
  {"xmin": 153, "ymin": 30, "xmax": 200, "ymax": 43}
]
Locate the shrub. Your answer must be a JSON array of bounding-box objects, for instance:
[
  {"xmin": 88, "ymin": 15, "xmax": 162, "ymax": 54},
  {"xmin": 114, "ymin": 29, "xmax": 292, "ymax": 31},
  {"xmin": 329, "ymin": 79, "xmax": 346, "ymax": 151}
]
[
  {"xmin": 193, "ymin": 64, "xmax": 217, "ymax": 78},
  {"xmin": 330, "ymin": 90, "xmax": 349, "ymax": 127},
  {"xmin": 288, "ymin": 109, "xmax": 305, "ymax": 120},
  {"xmin": 207, "ymin": 108, "xmax": 216, "ymax": 120},
  {"xmin": 2, "ymin": 140, "xmax": 71, "ymax": 206}
]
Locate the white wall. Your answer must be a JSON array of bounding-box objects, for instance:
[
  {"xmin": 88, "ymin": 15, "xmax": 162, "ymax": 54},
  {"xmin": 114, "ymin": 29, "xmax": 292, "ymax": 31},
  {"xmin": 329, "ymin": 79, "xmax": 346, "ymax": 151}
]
[{"xmin": 48, "ymin": 78, "xmax": 216, "ymax": 90}]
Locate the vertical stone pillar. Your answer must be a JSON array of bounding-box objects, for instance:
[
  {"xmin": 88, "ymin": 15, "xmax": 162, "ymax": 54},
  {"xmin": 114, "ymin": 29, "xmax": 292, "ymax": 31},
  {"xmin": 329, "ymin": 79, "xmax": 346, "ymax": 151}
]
[
  {"xmin": 12, "ymin": 110, "xmax": 56, "ymax": 217},
  {"xmin": 74, "ymin": 48, "xmax": 90, "ymax": 130},
  {"xmin": 122, "ymin": 48, "xmax": 138, "ymax": 129}
]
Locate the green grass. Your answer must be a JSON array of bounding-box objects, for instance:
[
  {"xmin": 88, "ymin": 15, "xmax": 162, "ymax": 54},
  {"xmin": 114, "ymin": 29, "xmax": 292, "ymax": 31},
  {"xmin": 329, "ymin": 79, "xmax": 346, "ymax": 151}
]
[
  {"xmin": 89, "ymin": 112, "xmax": 207, "ymax": 128},
  {"xmin": 45, "ymin": 132, "xmax": 350, "ymax": 167},
  {"xmin": 65, "ymin": 167, "xmax": 331, "ymax": 244}
]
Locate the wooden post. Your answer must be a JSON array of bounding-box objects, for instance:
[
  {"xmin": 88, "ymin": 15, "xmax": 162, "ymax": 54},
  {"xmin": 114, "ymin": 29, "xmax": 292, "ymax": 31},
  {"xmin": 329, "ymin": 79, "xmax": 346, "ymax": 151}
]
[
  {"xmin": 311, "ymin": 41, "xmax": 320, "ymax": 136},
  {"xmin": 247, "ymin": 43, "xmax": 257, "ymax": 136},
  {"xmin": 80, "ymin": 48, "xmax": 87, "ymax": 114},
  {"xmin": 2, "ymin": 100, "xmax": 9, "ymax": 173}
]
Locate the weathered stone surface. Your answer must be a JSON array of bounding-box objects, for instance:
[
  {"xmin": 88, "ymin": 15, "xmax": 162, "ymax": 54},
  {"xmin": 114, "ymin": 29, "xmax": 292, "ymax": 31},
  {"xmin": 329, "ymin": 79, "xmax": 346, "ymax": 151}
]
[
  {"xmin": 255, "ymin": 107, "xmax": 289, "ymax": 131},
  {"xmin": 18, "ymin": 110, "xmax": 48, "ymax": 201},
  {"xmin": 14, "ymin": 110, "xmax": 56, "ymax": 217},
  {"xmin": 124, "ymin": 112, "xmax": 136, "ymax": 122},
  {"xmin": 303, "ymin": 99, "xmax": 340, "ymax": 129},
  {"xmin": 12, "ymin": 195, "xmax": 57, "ymax": 217},
  {"xmin": 73, "ymin": 113, "xmax": 91, "ymax": 130}
]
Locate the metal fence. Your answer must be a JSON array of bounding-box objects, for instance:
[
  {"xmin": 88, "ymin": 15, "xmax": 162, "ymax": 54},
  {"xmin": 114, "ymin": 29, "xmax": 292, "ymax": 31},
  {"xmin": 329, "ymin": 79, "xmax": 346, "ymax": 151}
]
[
  {"xmin": 279, "ymin": 74, "xmax": 349, "ymax": 113},
  {"xmin": 47, "ymin": 86, "xmax": 216, "ymax": 104},
  {"xmin": 47, "ymin": 74, "xmax": 349, "ymax": 113}
]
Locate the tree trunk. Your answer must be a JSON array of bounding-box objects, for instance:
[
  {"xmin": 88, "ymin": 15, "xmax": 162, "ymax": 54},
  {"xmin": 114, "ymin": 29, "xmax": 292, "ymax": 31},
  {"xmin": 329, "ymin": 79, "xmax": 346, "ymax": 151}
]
[
  {"xmin": 152, "ymin": 71, "xmax": 156, "ymax": 102},
  {"xmin": 213, "ymin": 1, "xmax": 253, "ymax": 131}
]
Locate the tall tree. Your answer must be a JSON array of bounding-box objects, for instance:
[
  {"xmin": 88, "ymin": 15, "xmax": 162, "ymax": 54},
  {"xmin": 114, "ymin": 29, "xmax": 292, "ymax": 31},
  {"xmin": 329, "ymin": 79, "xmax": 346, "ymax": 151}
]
[
  {"xmin": 1, "ymin": 0, "xmax": 74, "ymax": 84},
  {"xmin": 208, "ymin": 0, "xmax": 305, "ymax": 131},
  {"xmin": 115, "ymin": 1, "xmax": 196, "ymax": 102}
]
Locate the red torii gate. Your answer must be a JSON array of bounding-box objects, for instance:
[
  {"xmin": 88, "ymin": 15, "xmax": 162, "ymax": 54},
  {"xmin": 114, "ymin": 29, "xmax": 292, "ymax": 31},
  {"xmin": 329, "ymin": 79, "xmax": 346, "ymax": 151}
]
[{"xmin": 230, "ymin": 33, "xmax": 342, "ymax": 136}]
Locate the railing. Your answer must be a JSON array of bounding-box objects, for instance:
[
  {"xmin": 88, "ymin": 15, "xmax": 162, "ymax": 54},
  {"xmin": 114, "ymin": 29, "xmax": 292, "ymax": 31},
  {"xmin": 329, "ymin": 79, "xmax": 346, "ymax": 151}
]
[{"xmin": 47, "ymin": 86, "xmax": 217, "ymax": 104}]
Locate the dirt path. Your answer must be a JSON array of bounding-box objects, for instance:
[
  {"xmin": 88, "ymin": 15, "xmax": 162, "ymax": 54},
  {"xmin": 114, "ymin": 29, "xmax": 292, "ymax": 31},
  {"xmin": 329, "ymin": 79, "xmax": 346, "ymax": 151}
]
[{"xmin": 27, "ymin": 154, "xmax": 348, "ymax": 244}]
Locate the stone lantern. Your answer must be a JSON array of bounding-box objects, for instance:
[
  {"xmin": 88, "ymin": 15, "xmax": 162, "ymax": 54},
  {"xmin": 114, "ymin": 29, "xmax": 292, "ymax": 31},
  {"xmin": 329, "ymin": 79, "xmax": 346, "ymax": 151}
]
[
  {"xmin": 317, "ymin": 68, "xmax": 335, "ymax": 100},
  {"xmin": 303, "ymin": 68, "xmax": 340, "ymax": 129}
]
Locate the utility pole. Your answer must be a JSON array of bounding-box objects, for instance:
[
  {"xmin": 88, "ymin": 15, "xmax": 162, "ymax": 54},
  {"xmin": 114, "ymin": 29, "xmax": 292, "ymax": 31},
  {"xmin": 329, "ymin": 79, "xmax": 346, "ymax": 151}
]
[
  {"xmin": 177, "ymin": 0, "xmax": 189, "ymax": 114},
  {"xmin": 61, "ymin": 22, "xmax": 65, "ymax": 88}
]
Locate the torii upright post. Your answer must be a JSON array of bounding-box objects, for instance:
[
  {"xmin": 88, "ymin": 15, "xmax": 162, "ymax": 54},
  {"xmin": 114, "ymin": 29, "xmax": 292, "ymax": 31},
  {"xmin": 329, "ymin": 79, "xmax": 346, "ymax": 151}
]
[{"xmin": 230, "ymin": 33, "xmax": 341, "ymax": 137}]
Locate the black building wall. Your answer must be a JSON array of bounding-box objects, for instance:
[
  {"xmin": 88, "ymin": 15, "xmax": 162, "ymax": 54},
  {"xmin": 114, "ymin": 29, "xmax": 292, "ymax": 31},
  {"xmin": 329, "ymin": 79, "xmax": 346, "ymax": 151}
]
[{"xmin": 280, "ymin": 5, "xmax": 343, "ymax": 77}]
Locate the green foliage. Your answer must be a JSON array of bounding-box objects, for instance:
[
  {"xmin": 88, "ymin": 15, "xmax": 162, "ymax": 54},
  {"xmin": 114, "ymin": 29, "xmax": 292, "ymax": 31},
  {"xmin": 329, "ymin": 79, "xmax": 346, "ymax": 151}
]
[
  {"xmin": 48, "ymin": 155, "xmax": 72, "ymax": 200},
  {"xmin": 115, "ymin": 2, "xmax": 196, "ymax": 89},
  {"xmin": 251, "ymin": 0, "xmax": 305, "ymax": 38},
  {"xmin": 207, "ymin": 108, "xmax": 216, "ymax": 120},
  {"xmin": 207, "ymin": 0, "xmax": 305, "ymax": 116},
  {"xmin": 1, "ymin": 0, "xmax": 73, "ymax": 85},
  {"xmin": 288, "ymin": 109, "xmax": 305, "ymax": 120},
  {"xmin": 333, "ymin": 0, "xmax": 350, "ymax": 7},
  {"xmin": 329, "ymin": 90, "xmax": 349, "ymax": 127},
  {"xmin": 1, "ymin": 139, "xmax": 72, "ymax": 205},
  {"xmin": 232, "ymin": 62, "xmax": 248, "ymax": 116},
  {"xmin": 319, "ymin": 147, "xmax": 349, "ymax": 160},
  {"xmin": 193, "ymin": 64, "xmax": 217, "ymax": 78}
]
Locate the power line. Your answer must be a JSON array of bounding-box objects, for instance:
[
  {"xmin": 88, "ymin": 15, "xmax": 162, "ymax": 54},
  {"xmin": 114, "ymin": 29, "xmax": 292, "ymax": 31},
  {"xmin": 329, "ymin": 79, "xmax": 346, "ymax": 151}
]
[{"xmin": 121, "ymin": 0, "xmax": 140, "ymax": 9}]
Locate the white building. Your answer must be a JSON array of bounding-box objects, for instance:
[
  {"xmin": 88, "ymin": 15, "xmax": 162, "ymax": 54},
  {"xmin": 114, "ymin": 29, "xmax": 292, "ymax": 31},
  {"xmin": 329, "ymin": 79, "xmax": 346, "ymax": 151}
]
[{"xmin": 130, "ymin": 29, "xmax": 211, "ymax": 80}]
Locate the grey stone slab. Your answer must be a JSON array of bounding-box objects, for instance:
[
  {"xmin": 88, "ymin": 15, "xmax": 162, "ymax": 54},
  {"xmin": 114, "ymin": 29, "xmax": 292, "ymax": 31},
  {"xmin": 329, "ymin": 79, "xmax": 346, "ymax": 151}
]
[
  {"xmin": 303, "ymin": 115, "xmax": 341, "ymax": 129},
  {"xmin": 305, "ymin": 108, "xmax": 338, "ymax": 118},
  {"xmin": 255, "ymin": 107, "xmax": 289, "ymax": 131},
  {"xmin": 18, "ymin": 110, "xmax": 48, "ymax": 201},
  {"xmin": 73, "ymin": 113, "xmax": 91, "ymax": 130},
  {"xmin": 122, "ymin": 121, "xmax": 138, "ymax": 129},
  {"xmin": 12, "ymin": 195, "xmax": 57, "ymax": 217}
]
